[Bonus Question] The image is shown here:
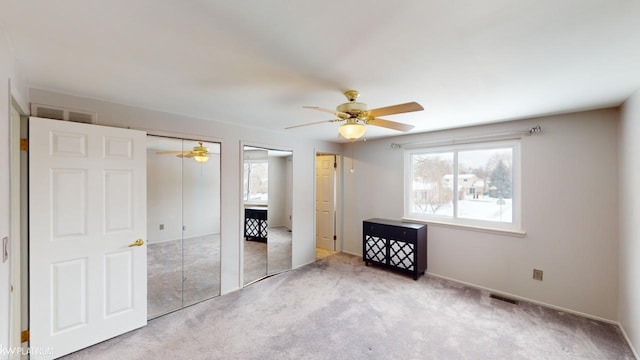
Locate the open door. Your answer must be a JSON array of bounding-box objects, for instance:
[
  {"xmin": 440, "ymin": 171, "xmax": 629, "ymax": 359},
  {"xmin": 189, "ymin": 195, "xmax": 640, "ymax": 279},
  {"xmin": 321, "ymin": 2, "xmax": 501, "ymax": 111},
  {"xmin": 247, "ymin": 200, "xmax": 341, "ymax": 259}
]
[
  {"xmin": 29, "ymin": 117, "xmax": 147, "ymax": 358},
  {"xmin": 316, "ymin": 154, "xmax": 336, "ymax": 251}
]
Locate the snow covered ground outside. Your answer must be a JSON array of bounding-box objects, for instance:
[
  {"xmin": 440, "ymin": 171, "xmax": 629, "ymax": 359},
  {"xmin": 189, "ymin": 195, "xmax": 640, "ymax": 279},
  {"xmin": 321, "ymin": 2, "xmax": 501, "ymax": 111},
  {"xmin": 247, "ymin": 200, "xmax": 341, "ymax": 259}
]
[
  {"xmin": 458, "ymin": 197, "xmax": 512, "ymax": 222},
  {"xmin": 413, "ymin": 196, "xmax": 513, "ymax": 223}
]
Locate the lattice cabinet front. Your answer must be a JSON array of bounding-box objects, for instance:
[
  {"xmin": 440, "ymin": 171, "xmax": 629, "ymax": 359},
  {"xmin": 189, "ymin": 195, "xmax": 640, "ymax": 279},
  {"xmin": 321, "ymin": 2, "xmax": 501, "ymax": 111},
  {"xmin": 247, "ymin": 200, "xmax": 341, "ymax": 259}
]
[
  {"xmin": 365, "ymin": 235, "xmax": 386, "ymax": 263},
  {"xmin": 245, "ymin": 207, "xmax": 268, "ymax": 242},
  {"xmin": 389, "ymin": 240, "xmax": 415, "ymax": 271},
  {"xmin": 362, "ymin": 218, "xmax": 427, "ymax": 280}
]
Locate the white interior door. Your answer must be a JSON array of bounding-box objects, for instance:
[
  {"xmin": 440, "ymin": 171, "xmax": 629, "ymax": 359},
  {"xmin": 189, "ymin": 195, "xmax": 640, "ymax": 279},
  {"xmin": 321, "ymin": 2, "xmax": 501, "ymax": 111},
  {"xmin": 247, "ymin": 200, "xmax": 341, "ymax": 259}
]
[
  {"xmin": 316, "ymin": 155, "xmax": 336, "ymax": 250},
  {"xmin": 29, "ymin": 117, "xmax": 147, "ymax": 359}
]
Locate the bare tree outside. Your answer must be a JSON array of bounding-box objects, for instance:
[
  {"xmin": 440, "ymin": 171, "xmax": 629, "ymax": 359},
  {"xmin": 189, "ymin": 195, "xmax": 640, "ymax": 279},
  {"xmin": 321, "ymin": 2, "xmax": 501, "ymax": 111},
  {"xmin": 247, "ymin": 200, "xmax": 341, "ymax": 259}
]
[
  {"xmin": 458, "ymin": 148, "xmax": 513, "ymax": 222},
  {"xmin": 244, "ymin": 162, "xmax": 268, "ymax": 201},
  {"xmin": 411, "ymin": 153, "xmax": 453, "ymax": 215},
  {"xmin": 410, "ymin": 147, "xmax": 514, "ymax": 223}
]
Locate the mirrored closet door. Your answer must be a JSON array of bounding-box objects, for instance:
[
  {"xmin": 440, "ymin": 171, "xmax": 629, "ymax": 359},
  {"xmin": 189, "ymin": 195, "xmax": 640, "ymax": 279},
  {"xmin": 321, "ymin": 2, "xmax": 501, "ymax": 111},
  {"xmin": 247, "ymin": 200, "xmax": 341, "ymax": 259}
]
[
  {"xmin": 242, "ymin": 146, "xmax": 293, "ymax": 285},
  {"xmin": 147, "ymin": 136, "xmax": 221, "ymax": 319}
]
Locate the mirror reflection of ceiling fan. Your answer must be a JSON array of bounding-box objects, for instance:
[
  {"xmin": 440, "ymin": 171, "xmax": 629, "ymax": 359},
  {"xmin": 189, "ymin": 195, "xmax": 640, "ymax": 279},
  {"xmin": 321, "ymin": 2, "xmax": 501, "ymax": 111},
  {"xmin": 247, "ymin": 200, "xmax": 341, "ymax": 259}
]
[
  {"xmin": 286, "ymin": 90, "xmax": 424, "ymax": 140},
  {"xmin": 156, "ymin": 141, "xmax": 213, "ymax": 163}
]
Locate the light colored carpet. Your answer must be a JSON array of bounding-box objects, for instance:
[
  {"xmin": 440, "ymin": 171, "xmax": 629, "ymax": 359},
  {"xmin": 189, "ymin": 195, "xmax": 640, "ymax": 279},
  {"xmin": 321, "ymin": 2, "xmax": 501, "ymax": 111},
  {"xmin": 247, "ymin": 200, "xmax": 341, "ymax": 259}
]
[
  {"xmin": 147, "ymin": 234, "xmax": 221, "ymax": 319},
  {"xmin": 244, "ymin": 226, "xmax": 292, "ymax": 285},
  {"xmin": 243, "ymin": 239, "xmax": 267, "ymax": 285},
  {"xmin": 148, "ymin": 227, "xmax": 292, "ymax": 318},
  {"xmin": 267, "ymin": 227, "xmax": 292, "ymax": 275},
  {"xmin": 63, "ymin": 252, "xmax": 634, "ymax": 359}
]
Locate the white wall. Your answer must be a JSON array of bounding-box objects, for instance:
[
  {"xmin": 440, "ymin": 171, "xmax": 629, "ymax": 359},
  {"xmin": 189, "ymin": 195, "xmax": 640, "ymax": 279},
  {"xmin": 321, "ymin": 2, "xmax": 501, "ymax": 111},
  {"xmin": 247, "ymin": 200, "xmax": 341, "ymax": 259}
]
[
  {"xmin": 147, "ymin": 149, "xmax": 182, "ymax": 243},
  {"xmin": 147, "ymin": 147, "xmax": 221, "ymax": 244},
  {"xmin": 268, "ymin": 156, "xmax": 287, "ymax": 228},
  {"xmin": 29, "ymin": 88, "xmax": 341, "ymax": 295},
  {"xmin": 342, "ymin": 109, "xmax": 620, "ymax": 321},
  {"xmin": 182, "ymin": 153, "xmax": 221, "ymax": 238},
  {"xmin": 0, "ymin": 24, "xmax": 28, "ymax": 352},
  {"xmin": 620, "ymin": 90, "xmax": 640, "ymax": 354}
]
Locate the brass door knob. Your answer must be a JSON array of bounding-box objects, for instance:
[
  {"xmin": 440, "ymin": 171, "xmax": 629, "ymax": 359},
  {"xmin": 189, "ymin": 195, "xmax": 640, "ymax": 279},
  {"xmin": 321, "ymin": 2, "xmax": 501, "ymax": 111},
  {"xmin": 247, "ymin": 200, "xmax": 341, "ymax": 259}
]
[{"xmin": 128, "ymin": 239, "xmax": 144, "ymax": 247}]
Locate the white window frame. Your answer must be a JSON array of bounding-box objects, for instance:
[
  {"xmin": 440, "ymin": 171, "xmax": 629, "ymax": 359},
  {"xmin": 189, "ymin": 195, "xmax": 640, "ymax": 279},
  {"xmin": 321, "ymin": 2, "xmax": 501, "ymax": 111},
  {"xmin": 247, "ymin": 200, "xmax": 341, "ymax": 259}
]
[
  {"xmin": 243, "ymin": 159, "xmax": 269, "ymax": 204},
  {"xmin": 404, "ymin": 139, "xmax": 521, "ymax": 232}
]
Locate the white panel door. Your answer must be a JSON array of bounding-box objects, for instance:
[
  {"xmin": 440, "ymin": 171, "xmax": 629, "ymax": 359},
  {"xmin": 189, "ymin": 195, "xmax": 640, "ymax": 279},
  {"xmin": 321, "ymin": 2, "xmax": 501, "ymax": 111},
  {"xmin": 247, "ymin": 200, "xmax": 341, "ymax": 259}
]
[
  {"xmin": 316, "ymin": 155, "xmax": 336, "ymax": 250},
  {"xmin": 29, "ymin": 117, "xmax": 147, "ymax": 359}
]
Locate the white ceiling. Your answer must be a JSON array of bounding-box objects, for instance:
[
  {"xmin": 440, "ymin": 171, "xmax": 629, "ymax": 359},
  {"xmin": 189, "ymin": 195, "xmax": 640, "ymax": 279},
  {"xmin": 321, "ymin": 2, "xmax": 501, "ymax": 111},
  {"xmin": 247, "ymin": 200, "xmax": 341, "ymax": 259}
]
[{"xmin": 2, "ymin": 0, "xmax": 640, "ymax": 142}]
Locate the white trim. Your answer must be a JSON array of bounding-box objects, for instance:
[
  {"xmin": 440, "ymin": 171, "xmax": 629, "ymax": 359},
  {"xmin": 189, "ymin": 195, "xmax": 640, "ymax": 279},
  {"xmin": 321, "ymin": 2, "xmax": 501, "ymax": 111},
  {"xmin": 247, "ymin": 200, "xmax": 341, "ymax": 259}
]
[
  {"xmin": 427, "ymin": 272, "xmax": 618, "ymax": 324},
  {"xmin": 143, "ymin": 128, "xmax": 224, "ymax": 145},
  {"xmin": 239, "ymin": 141, "xmax": 294, "ymax": 288},
  {"xmin": 402, "ymin": 217, "xmax": 527, "ymax": 237},
  {"xmin": 393, "ymin": 125, "xmax": 541, "ymax": 149},
  {"xmin": 341, "ymin": 249, "xmax": 361, "ymax": 257},
  {"xmin": 9, "ymin": 97, "xmax": 22, "ymax": 349},
  {"xmin": 619, "ymin": 323, "xmax": 640, "ymax": 359},
  {"xmin": 404, "ymin": 139, "xmax": 521, "ymax": 232}
]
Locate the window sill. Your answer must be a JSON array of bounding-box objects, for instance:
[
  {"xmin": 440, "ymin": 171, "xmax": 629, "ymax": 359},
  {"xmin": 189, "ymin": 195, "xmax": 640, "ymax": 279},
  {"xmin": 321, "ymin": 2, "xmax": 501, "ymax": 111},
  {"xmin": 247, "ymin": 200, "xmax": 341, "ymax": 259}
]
[
  {"xmin": 244, "ymin": 203, "xmax": 267, "ymax": 207},
  {"xmin": 401, "ymin": 217, "xmax": 527, "ymax": 238}
]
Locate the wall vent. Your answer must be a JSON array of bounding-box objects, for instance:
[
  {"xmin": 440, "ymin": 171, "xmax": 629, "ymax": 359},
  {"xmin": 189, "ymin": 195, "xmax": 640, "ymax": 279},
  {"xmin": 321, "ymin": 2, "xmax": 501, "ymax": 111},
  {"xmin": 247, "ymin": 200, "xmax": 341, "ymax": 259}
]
[
  {"xmin": 31, "ymin": 103, "xmax": 97, "ymax": 124},
  {"xmin": 489, "ymin": 293, "xmax": 519, "ymax": 305}
]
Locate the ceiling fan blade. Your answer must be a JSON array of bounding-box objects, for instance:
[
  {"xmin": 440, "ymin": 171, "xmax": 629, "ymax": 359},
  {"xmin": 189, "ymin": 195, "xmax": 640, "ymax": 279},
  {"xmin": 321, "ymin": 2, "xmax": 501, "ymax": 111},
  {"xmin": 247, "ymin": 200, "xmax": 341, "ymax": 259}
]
[
  {"xmin": 178, "ymin": 153, "xmax": 197, "ymax": 158},
  {"xmin": 156, "ymin": 150, "xmax": 189, "ymax": 155},
  {"xmin": 285, "ymin": 119, "xmax": 341, "ymax": 130},
  {"xmin": 367, "ymin": 118, "xmax": 415, "ymax": 132},
  {"xmin": 369, "ymin": 102, "xmax": 424, "ymax": 117},
  {"xmin": 302, "ymin": 106, "xmax": 350, "ymax": 119}
]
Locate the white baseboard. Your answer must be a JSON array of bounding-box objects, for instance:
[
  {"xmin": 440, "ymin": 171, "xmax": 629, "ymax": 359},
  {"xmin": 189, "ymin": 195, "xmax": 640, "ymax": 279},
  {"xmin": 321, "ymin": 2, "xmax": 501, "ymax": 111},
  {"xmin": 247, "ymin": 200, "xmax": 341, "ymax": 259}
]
[
  {"xmin": 294, "ymin": 260, "xmax": 316, "ymax": 269},
  {"xmin": 341, "ymin": 250, "xmax": 361, "ymax": 257},
  {"xmin": 426, "ymin": 271, "xmax": 618, "ymax": 324},
  {"xmin": 147, "ymin": 232, "xmax": 221, "ymax": 245},
  {"xmin": 619, "ymin": 323, "xmax": 639, "ymax": 359}
]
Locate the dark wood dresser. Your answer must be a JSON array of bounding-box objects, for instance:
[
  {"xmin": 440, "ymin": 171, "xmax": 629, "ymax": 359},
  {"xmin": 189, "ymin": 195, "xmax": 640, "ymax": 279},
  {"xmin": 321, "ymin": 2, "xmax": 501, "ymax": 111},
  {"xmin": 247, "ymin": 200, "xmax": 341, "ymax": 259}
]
[
  {"xmin": 363, "ymin": 218, "xmax": 427, "ymax": 280},
  {"xmin": 244, "ymin": 207, "xmax": 268, "ymax": 242}
]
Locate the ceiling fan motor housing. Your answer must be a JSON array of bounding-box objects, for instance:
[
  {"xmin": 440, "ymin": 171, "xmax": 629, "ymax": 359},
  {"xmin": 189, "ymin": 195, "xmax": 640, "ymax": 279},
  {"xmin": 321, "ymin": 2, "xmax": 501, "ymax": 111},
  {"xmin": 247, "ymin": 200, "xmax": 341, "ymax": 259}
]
[{"xmin": 337, "ymin": 101, "xmax": 369, "ymax": 120}]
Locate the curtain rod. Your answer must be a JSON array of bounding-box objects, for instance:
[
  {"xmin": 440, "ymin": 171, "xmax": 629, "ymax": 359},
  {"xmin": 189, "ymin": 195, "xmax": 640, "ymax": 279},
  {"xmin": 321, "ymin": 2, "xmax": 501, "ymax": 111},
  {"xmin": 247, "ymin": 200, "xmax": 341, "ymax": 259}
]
[{"xmin": 390, "ymin": 125, "xmax": 541, "ymax": 149}]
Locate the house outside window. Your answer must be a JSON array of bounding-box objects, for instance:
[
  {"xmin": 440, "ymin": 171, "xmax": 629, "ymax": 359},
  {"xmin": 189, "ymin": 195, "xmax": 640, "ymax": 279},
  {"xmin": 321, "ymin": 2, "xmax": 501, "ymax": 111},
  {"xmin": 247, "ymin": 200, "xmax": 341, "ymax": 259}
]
[{"xmin": 405, "ymin": 140, "xmax": 520, "ymax": 230}]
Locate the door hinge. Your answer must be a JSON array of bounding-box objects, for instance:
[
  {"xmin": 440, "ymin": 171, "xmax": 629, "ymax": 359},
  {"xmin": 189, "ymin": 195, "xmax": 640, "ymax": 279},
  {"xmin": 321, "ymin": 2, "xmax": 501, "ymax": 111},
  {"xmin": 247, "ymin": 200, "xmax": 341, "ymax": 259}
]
[
  {"xmin": 20, "ymin": 138, "xmax": 28, "ymax": 151},
  {"xmin": 21, "ymin": 330, "xmax": 29, "ymax": 343},
  {"xmin": 333, "ymin": 161, "xmax": 337, "ymax": 168},
  {"xmin": 333, "ymin": 235, "xmax": 337, "ymax": 240}
]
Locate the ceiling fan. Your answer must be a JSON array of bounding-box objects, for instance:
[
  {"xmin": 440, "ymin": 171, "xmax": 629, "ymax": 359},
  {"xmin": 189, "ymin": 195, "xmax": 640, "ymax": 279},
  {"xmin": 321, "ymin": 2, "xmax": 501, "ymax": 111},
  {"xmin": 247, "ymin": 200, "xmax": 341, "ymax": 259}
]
[
  {"xmin": 156, "ymin": 141, "xmax": 213, "ymax": 163},
  {"xmin": 287, "ymin": 90, "xmax": 424, "ymax": 140}
]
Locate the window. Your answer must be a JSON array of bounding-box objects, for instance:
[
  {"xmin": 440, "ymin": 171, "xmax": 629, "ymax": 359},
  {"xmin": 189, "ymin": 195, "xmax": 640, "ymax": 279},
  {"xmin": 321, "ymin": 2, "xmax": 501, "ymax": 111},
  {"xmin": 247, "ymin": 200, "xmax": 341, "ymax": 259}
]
[
  {"xmin": 405, "ymin": 140, "xmax": 520, "ymax": 230},
  {"xmin": 243, "ymin": 161, "xmax": 268, "ymax": 202}
]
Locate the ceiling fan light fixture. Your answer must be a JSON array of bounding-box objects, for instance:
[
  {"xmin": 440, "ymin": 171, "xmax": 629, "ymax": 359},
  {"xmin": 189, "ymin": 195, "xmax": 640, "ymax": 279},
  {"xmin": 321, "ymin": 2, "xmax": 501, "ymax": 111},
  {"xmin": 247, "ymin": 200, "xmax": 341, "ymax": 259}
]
[
  {"xmin": 338, "ymin": 122, "xmax": 367, "ymax": 140},
  {"xmin": 194, "ymin": 155, "xmax": 209, "ymax": 163}
]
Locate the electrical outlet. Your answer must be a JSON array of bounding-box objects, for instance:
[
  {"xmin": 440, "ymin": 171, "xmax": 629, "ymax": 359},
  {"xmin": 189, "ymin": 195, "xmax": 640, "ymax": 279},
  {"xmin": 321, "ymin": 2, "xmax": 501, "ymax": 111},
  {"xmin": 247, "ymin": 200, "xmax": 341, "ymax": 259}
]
[
  {"xmin": 533, "ymin": 269, "xmax": 543, "ymax": 281},
  {"xmin": 159, "ymin": 224, "xmax": 164, "ymax": 230}
]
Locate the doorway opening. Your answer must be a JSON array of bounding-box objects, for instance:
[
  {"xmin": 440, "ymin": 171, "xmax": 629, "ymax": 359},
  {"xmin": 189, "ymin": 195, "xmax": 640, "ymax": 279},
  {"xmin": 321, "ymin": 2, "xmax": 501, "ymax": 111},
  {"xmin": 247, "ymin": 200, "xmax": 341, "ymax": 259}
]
[{"xmin": 315, "ymin": 153, "xmax": 341, "ymax": 260}]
